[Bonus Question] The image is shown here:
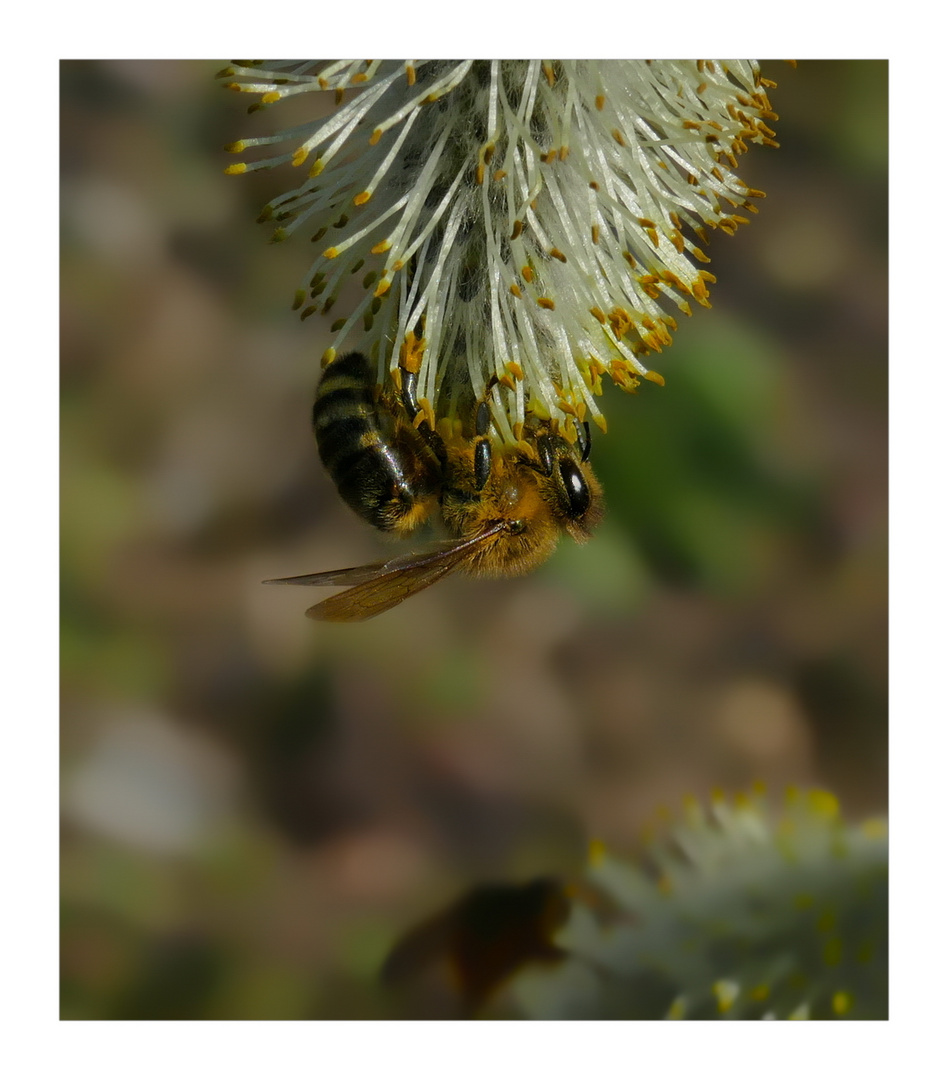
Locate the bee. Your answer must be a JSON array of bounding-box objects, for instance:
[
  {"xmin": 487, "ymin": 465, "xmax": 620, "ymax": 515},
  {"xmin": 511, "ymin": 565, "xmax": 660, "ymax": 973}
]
[
  {"xmin": 381, "ymin": 877, "xmax": 570, "ymax": 1017},
  {"xmin": 265, "ymin": 351, "xmax": 603, "ymax": 621}
]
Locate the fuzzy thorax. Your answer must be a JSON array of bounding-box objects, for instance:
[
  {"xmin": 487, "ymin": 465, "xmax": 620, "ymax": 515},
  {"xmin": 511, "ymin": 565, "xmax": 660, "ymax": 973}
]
[{"xmin": 441, "ymin": 440, "xmax": 603, "ymax": 578}]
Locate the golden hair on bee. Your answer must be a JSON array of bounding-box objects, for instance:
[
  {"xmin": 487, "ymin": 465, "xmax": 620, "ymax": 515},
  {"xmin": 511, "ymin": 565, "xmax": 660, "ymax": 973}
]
[{"xmin": 266, "ymin": 352, "xmax": 603, "ymax": 621}]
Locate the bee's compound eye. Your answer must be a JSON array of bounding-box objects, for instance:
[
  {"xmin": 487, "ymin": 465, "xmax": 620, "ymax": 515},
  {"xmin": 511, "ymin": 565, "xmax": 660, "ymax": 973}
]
[{"xmin": 558, "ymin": 460, "xmax": 591, "ymax": 520}]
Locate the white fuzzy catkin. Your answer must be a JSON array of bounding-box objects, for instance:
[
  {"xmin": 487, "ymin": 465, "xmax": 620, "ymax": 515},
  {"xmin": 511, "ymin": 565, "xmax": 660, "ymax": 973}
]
[
  {"xmin": 223, "ymin": 60, "xmax": 778, "ymax": 446},
  {"xmin": 512, "ymin": 789, "xmax": 887, "ymax": 1020}
]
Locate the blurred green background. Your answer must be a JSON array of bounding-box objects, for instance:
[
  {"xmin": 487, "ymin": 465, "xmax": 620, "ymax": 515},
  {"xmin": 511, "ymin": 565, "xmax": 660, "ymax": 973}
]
[{"xmin": 60, "ymin": 60, "xmax": 887, "ymax": 1019}]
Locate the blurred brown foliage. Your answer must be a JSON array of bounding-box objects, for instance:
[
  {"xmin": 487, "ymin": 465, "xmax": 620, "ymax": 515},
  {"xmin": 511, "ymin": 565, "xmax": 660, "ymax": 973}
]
[{"xmin": 60, "ymin": 60, "xmax": 886, "ymax": 1019}]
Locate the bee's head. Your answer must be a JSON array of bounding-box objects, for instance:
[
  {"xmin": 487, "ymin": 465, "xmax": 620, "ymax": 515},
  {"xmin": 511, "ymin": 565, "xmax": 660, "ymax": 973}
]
[
  {"xmin": 538, "ymin": 438, "xmax": 604, "ymax": 543},
  {"xmin": 440, "ymin": 435, "xmax": 604, "ymax": 579}
]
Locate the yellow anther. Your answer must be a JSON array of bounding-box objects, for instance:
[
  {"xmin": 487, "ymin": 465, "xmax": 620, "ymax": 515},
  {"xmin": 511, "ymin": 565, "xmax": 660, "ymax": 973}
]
[
  {"xmin": 807, "ymin": 790, "xmax": 840, "ymax": 820},
  {"xmin": 370, "ymin": 240, "xmax": 391, "ymax": 255},
  {"xmin": 537, "ymin": 297, "xmax": 555, "ymax": 310},
  {"xmin": 398, "ymin": 332, "xmax": 425, "ymax": 373},
  {"xmin": 608, "ymin": 361, "xmax": 640, "ymax": 393},
  {"xmin": 322, "ymin": 247, "xmax": 340, "ymax": 259},
  {"xmin": 608, "ymin": 307, "xmax": 633, "ymax": 339},
  {"xmin": 832, "ymin": 992, "xmax": 853, "ymax": 1016},
  {"xmin": 224, "ymin": 163, "xmax": 248, "ymax": 175},
  {"xmin": 587, "ymin": 838, "xmax": 608, "ymax": 872},
  {"xmin": 595, "ymin": 94, "xmax": 605, "ymax": 111},
  {"xmin": 418, "ymin": 398, "xmax": 436, "ymax": 431},
  {"xmin": 644, "ymin": 370, "xmax": 665, "ymax": 386},
  {"xmin": 861, "ymin": 817, "xmax": 887, "ymax": 839},
  {"xmin": 261, "ymin": 91, "xmax": 281, "ymax": 104},
  {"xmin": 291, "ymin": 147, "xmax": 308, "ymax": 167}
]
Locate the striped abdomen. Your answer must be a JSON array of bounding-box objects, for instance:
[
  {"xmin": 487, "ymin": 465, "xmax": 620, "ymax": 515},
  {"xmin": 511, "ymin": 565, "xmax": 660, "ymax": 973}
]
[{"xmin": 312, "ymin": 352, "xmax": 441, "ymax": 534}]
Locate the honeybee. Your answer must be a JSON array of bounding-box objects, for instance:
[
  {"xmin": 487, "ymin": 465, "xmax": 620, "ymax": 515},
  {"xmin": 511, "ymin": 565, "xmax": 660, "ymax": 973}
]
[
  {"xmin": 381, "ymin": 877, "xmax": 570, "ymax": 1017},
  {"xmin": 265, "ymin": 351, "xmax": 603, "ymax": 621}
]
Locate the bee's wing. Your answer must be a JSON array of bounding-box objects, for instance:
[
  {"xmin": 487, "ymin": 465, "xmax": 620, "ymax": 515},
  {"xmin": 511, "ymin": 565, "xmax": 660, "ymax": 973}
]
[
  {"xmin": 263, "ymin": 524, "xmax": 506, "ymax": 622},
  {"xmin": 264, "ymin": 563, "xmax": 398, "ymax": 588}
]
